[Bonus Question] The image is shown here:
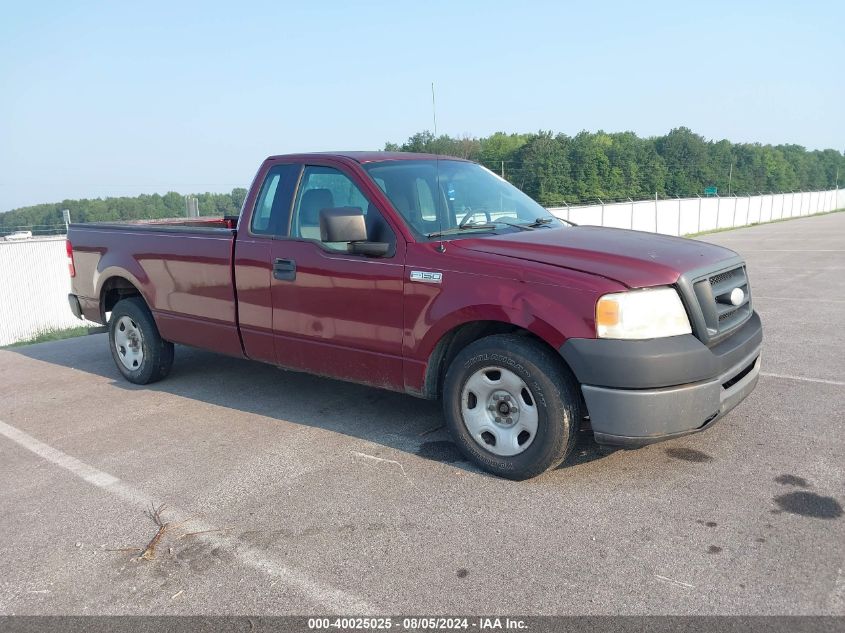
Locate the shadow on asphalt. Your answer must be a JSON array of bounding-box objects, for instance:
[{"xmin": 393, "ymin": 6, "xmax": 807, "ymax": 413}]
[{"xmin": 12, "ymin": 335, "xmax": 614, "ymax": 475}]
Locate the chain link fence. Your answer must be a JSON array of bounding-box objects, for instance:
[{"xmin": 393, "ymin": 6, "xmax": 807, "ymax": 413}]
[{"xmin": 0, "ymin": 237, "xmax": 95, "ymax": 346}]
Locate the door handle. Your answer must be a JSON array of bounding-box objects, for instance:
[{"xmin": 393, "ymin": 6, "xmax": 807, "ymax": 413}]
[{"xmin": 273, "ymin": 258, "xmax": 296, "ymax": 281}]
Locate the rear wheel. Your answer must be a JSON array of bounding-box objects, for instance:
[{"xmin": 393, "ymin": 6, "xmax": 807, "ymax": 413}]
[
  {"xmin": 442, "ymin": 334, "xmax": 581, "ymax": 480},
  {"xmin": 108, "ymin": 297, "xmax": 174, "ymax": 384}
]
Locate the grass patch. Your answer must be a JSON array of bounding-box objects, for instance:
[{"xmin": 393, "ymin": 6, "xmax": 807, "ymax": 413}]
[
  {"xmin": 2, "ymin": 326, "xmax": 92, "ymax": 349},
  {"xmin": 685, "ymin": 207, "xmax": 845, "ymax": 238}
]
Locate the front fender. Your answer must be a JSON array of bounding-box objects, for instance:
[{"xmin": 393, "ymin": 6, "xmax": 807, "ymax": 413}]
[{"xmin": 402, "ymin": 278, "xmax": 602, "ymax": 396}]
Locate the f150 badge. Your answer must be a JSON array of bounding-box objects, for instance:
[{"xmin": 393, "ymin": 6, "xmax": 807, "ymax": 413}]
[{"xmin": 410, "ymin": 270, "xmax": 443, "ymax": 284}]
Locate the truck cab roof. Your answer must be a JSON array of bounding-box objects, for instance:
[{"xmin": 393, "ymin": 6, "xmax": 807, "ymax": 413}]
[{"xmin": 264, "ymin": 151, "xmax": 470, "ymax": 164}]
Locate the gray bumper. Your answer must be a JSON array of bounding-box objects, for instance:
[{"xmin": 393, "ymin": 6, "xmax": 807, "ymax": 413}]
[{"xmin": 560, "ymin": 312, "xmax": 762, "ymax": 447}]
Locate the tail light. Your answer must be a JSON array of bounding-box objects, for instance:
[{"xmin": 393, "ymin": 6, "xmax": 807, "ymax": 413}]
[{"xmin": 66, "ymin": 239, "xmax": 76, "ymax": 277}]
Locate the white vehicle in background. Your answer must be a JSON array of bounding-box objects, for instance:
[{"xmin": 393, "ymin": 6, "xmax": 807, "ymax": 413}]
[{"xmin": 2, "ymin": 231, "xmax": 33, "ymax": 241}]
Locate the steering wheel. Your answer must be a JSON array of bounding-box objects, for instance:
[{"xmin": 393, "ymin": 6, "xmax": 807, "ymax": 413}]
[{"xmin": 459, "ymin": 208, "xmax": 491, "ymax": 225}]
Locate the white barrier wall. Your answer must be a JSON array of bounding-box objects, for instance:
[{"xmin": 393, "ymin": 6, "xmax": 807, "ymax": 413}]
[
  {"xmin": 0, "ymin": 188, "xmax": 843, "ymax": 345},
  {"xmin": 549, "ymin": 188, "xmax": 845, "ymax": 236},
  {"xmin": 0, "ymin": 237, "xmax": 93, "ymax": 346}
]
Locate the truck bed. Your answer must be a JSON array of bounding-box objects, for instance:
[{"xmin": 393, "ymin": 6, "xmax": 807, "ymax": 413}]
[
  {"xmin": 68, "ymin": 218, "xmax": 243, "ymax": 357},
  {"xmin": 82, "ymin": 216, "xmax": 239, "ymax": 232}
]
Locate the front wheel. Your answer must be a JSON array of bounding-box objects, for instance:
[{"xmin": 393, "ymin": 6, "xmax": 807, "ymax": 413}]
[
  {"xmin": 442, "ymin": 334, "xmax": 581, "ymax": 480},
  {"xmin": 109, "ymin": 297, "xmax": 174, "ymax": 385}
]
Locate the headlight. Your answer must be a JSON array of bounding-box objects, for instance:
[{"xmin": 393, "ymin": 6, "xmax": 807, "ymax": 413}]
[{"xmin": 596, "ymin": 287, "xmax": 691, "ymax": 339}]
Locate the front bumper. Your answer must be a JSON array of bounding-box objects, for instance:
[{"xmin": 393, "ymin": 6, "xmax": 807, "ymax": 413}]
[{"xmin": 560, "ymin": 311, "xmax": 762, "ymax": 447}]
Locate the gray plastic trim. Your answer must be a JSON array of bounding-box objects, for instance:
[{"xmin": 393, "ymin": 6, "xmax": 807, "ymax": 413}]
[
  {"xmin": 585, "ymin": 348, "xmax": 761, "ymax": 447},
  {"xmin": 560, "ymin": 310, "xmax": 762, "ymax": 390}
]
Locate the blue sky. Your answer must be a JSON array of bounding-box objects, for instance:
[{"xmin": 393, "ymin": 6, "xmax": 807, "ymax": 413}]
[{"xmin": 1, "ymin": 0, "xmax": 842, "ymax": 211}]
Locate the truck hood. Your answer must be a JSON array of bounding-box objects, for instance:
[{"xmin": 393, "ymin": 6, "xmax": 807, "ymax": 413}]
[{"xmin": 454, "ymin": 226, "xmax": 738, "ymax": 288}]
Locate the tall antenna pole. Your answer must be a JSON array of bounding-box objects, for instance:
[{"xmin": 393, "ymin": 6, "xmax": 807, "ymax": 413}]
[
  {"xmin": 431, "ymin": 82, "xmax": 445, "ymax": 252},
  {"xmin": 431, "ymin": 82, "xmax": 438, "ymax": 137}
]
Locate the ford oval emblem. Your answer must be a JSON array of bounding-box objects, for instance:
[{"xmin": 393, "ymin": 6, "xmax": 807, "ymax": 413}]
[{"xmin": 730, "ymin": 287, "xmax": 745, "ymax": 306}]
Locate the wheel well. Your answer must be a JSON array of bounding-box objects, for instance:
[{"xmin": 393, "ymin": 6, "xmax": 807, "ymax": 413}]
[
  {"xmin": 100, "ymin": 277, "xmax": 142, "ymax": 321},
  {"xmin": 422, "ymin": 321, "xmax": 564, "ymax": 400}
]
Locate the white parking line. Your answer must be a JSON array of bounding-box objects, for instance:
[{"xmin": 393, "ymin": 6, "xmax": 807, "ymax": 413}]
[
  {"xmin": 738, "ymin": 249, "xmax": 845, "ymax": 252},
  {"xmin": 761, "ymin": 372, "xmax": 845, "ymax": 387},
  {"xmin": 0, "ymin": 418, "xmax": 374, "ymax": 613}
]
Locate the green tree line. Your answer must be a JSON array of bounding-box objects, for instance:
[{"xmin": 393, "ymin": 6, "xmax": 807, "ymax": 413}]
[
  {"xmin": 386, "ymin": 127, "xmax": 845, "ymax": 206},
  {"xmin": 2, "ymin": 127, "xmax": 843, "ymax": 234},
  {"xmin": 0, "ymin": 189, "xmax": 247, "ymax": 236}
]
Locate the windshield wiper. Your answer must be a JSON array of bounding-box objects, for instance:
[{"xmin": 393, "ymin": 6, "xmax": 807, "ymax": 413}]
[
  {"xmin": 522, "ymin": 217, "xmax": 556, "ymax": 228},
  {"xmin": 425, "ymin": 217, "xmax": 551, "ymax": 239},
  {"xmin": 425, "ymin": 222, "xmax": 499, "ymax": 239},
  {"xmin": 493, "ymin": 220, "xmax": 535, "ymax": 231}
]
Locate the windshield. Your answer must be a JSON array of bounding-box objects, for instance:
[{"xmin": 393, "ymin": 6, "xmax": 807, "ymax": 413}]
[{"xmin": 363, "ymin": 159, "xmax": 565, "ymax": 240}]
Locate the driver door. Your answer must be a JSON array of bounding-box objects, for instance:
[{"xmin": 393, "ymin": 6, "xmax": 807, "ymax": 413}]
[{"xmin": 269, "ymin": 163, "xmax": 407, "ymax": 390}]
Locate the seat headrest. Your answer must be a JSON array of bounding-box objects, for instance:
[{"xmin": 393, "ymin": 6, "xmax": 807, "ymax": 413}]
[
  {"xmin": 300, "ymin": 189, "xmax": 334, "ymax": 225},
  {"xmin": 391, "ymin": 193, "xmax": 411, "ymax": 216},
  {"xmin": 390, "ymin": 193, "xmax": 423, "ymax": 224}
]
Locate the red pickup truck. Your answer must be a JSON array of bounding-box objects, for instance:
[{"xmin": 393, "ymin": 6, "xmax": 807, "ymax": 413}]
[{"xmin": 67, "ymin": 152, "xmax": 762, "ymax": 479}]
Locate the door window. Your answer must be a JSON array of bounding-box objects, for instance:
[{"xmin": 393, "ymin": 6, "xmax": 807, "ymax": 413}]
[
  {"xmin": 290, "ymin": 166, "xmax": 394, "ymax": 252},
  {"xmin": 250, "ymin": 163, "xmax": 299, "ymax": 236}
]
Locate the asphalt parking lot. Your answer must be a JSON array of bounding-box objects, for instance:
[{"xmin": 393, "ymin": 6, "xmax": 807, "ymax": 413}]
[{"xmin": 0, "ymin": 212, "xmax": 843, "ymax": 616}]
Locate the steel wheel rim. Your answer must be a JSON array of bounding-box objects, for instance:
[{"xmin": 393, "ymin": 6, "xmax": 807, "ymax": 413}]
[
  {"xmin": 114, "ymin": 316, "xmax": 144, "ymax": 371},
  {"xmin": 460, "ymin": 366, "xmax": 539, "ymax": 457}
]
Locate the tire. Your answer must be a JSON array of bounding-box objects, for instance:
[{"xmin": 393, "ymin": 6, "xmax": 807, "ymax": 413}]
[
  {"xmin": 442, "ymin": 334, "xmax": 581, "ymax": 480},
  {"xmin": 108, "ymin": 296, "xmax": 174, "ymax": 385}
]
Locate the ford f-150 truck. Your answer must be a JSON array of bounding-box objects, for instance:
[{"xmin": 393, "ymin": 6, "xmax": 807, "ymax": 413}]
[{"xmin": 67, "ymin": 152, "xmax": 762, "ymax": 479}]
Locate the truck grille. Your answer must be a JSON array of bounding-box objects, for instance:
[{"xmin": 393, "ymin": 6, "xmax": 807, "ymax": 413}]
[{"xmin": 681, "ymin": 261, "xmax": 753, "ymax": 346}]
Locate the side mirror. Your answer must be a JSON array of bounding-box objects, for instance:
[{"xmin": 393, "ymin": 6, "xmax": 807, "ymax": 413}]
[
  {"xmin": 348, "ymin": 241, "xmax": 390, "ymax": 257},
  {"xmin": 319, "ymin": 207, "xmax": 390, "ymax": 257},
  {"xmin": 320, "ymin": 207, "xmax": 367, "ymax": 242}
]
